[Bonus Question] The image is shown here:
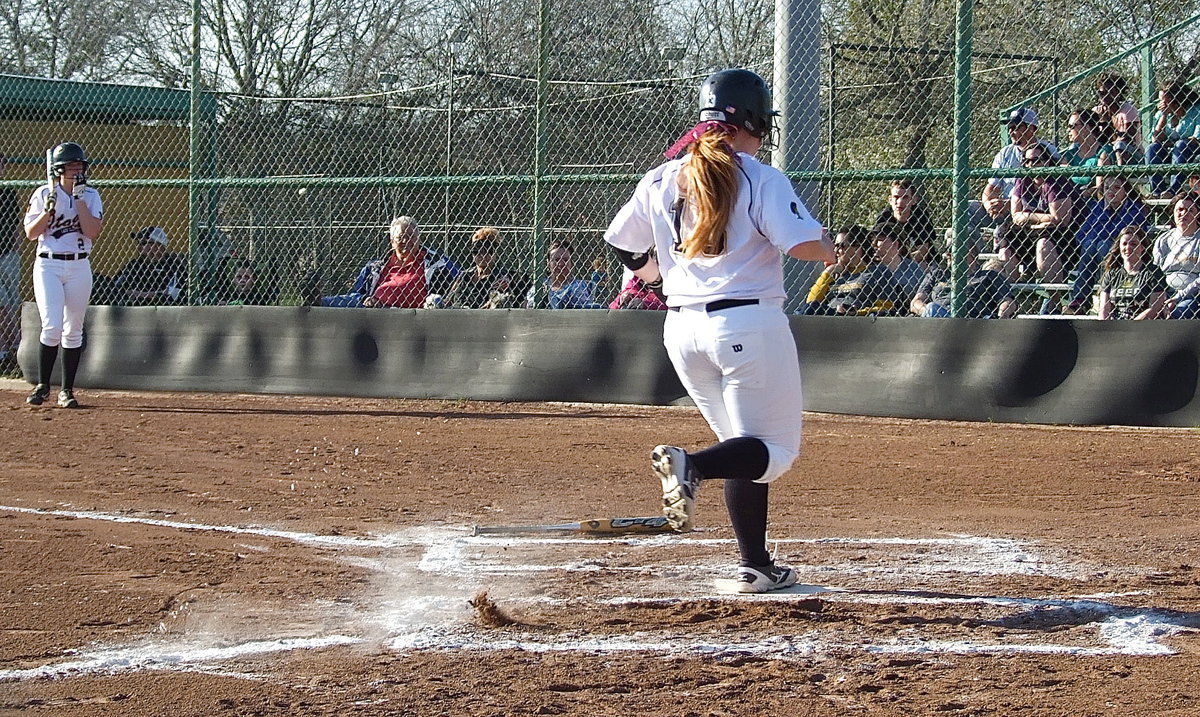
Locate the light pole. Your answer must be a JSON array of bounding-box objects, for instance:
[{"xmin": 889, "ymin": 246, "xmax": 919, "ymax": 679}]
[
  {"xmin": 660, "ymin": 47, "xmax": 686, "ymax": 119},
  {"xmin": 445, "ymin": 26, "xmax": 468, "ymax": 248},
  {"xmin": 377, "ymin": 71, "xmax": 398, "ymax": 218}
]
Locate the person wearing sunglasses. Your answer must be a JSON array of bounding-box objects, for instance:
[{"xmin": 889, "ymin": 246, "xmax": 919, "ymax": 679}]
[
  {"xmin": 994, "ymin": 146, "xmax": 1085, "ymax": 304},
  {"xmin": 445, "ymin": 226, "xmax": 529, "ymax": 309}
]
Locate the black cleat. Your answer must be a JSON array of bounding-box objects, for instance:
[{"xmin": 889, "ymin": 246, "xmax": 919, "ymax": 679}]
[{"xmin": 26, "ymin": 384, "xmax": 50, "ymax": 406}]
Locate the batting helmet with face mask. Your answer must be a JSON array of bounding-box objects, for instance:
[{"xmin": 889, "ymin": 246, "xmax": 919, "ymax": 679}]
[
  {"xmin": 697, "ymin": 69, "xmax": 778, "ymax": 139},
  {"xmin": 50, "ymin": 142, "xmax": 89, "ymax": 176}
]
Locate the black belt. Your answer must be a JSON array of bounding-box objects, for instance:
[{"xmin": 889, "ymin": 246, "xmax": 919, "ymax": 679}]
[
  {"xmin": 669, "ymin": 298, "xmax": 759, "ymax": 313},
  {"xmin": 38, "ymin": 252, "xmax": 88, "ymax": 261}
]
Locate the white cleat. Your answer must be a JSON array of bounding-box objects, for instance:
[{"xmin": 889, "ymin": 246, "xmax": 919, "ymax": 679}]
[
  {"xmin": 651, "ymin": 445, "xmax": 700, "ymax": 532},
  {"xmin": 733, "ymin": 563, "xmax": 799, "ymax": 593}
]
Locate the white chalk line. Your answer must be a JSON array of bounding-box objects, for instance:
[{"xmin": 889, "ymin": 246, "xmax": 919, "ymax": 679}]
[
  {"xmin": 1, "ymin": 503, "xmax": 1194, "ymax": 675},
  {"xmin": 0, "ymin": 636, "xmax": 361, "ymax": 682}
]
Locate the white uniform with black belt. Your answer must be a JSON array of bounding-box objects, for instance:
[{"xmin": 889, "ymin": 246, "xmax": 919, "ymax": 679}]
[
  {"xmin": 605, "ymin": 150, "xmax": 823, "ymax": 482},
  {"xmin": 25, "ymin": 183, "xmax": 102, "ymax": 349}
]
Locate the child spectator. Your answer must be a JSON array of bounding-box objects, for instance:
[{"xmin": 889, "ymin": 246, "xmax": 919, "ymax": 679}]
[
  {"xmin": 216, "ymin": 260, "xmax": 275, "ymax": 306},
  {"xmin": 1098, "ymin": 225, "xmax": 1167, "ymax": 320},
  {"xmin": 1152, "ymin": 193, "xmax": 1200, "ymax": 319}
]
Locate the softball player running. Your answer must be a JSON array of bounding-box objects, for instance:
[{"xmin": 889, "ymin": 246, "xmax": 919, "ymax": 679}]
[
  {"xmin": 605, "ymin": 69, "xmax": 833, "ymax": 593},
  {"xmin": 23, "ymin": 142, "xmax": 104, "ymax": 408}
]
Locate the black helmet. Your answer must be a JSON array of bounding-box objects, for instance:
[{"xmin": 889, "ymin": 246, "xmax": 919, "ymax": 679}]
[
  {"xmin": 50, "ymin": 142, "xmax": 89, "ymax": 175},
  {"xmin": 698, "ymin": 69, "xmax": 777, "ymax": 138}
]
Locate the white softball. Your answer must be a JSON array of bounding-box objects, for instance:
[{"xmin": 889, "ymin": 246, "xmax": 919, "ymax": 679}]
[{"xmin": 297, "ymin": 187, "xmax": 308, "ymax": 197}]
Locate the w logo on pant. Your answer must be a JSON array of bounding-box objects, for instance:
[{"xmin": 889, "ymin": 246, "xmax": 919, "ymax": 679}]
[{"xmin": 732, "ymin": 344, "xmax": 743, "ymax": 353}]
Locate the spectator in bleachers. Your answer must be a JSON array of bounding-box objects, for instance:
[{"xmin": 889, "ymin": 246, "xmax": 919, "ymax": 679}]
[
  {"xmin": 112, "ymin": 226, "xmax": 188, "ymax": 305},
  {"xmin": 980, "ymin": 107, "xmax": 1061, "ymax": 227},
  {"xmin": 1152, "ymin": 193, "xmax": 1200, "ymax": 319},
  {"xmin": 911, "ymin": 229, "xmax": 1017, "ymax": 319},
  {"xmin": 871, "ymin": 224, "xmax": 924, "ymax": 300},
  {"xmin": 1065, "ymin": 176, "xmax": 1149, "ymax": 314},
  {"xmin": 1093, "ymin": 74, "xmax": 1143, "ymax": 150},
  {"xmin": 1060, "ymin": 108, "xmax": 1109, "ymax": 188},
  {"xmin": 803, "ymin": 225, "xmax": 905, "ymax": 316},
  {"xmin": 1098, "ymin": 225, "xmax": 1168, "ymax": 320},
  {"xmin": 874, "ymin": 180, "xmax": 937, "ymax": 250},
  {"xmin": 445, "ymin": 226, "xmax": 529, "ymax": 308},
  {"xmin": 996, "ymin": 143, "xmax": 1085, "ymax": 292},
  {"xmin": 320, "ymin": 216, "xmax": 434, "ymax": 308},
  {"xmin": 526, "ymin": 240, "xmax": 602, "ymax": 308},
  {"xmin": 215, "ymin": 260, "xmax": 275, "ymax": 306},
  {"xmin": 0, "ymin": 156, "xmax": 20, "ymax": 365},
  {"xmin": 1147, "ymin": 81, "xmax": 1200, "ymax": 198}
]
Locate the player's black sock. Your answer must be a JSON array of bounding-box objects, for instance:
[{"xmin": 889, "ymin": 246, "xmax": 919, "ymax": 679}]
[
  {"xmin": 690, "ymin": 437, "xmax": 769, "ymax": 481},
  {"xmin": 725, "ymin": 479, "xmax": 771, "ymax": 567},
  {"xmin": 61, "ymin": 346, "xmax": 82, "ymax": 391},
  {"xmin": 37, "ymin": 343, "xmax": 59, "ymax": 387}
]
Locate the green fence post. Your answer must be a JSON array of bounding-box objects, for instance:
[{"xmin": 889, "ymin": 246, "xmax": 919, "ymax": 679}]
[
  {"xmin": 187, "ymin": 0, "xmax": 202, "ymax": 305},
  {"xmin": 1140, "ymin": 46, "xmax": 1155, "ymax": 128},
  {"xmin": 531, "ymin": 0, "xmax": 552, "ymax": 308},
  {"xmin": 951, "ymin": 0, "xmax": 974, "ymax": 318}
]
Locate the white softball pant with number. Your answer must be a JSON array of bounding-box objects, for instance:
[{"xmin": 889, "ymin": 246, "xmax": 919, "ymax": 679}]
[
  {"xmin": 662, "ymin": 300, "xmax": 804, "ymax": 483},
  {"xmin": 33, "ymin": 257, "xmax": 92, "ymax": 349}
]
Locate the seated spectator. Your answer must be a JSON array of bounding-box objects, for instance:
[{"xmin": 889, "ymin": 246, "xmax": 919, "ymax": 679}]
[
  {"xmin": 1147, "ymin": 81, "xmax": 1200, "ymax": 198},
  {"xmin": 320, "ymin": 216, "xmax": 429, "ymax": 308},
  {"xmin": 803, "ymin": 225, "xmax": 905, "ymax": 316},
  {"xmin": 1065, "ymin": 176, "xmax": 1149, "ymax": 314},
  {"xmin": 215, "ymin": 260, "xmax": 275, "ymax": 306},
  {"xmin": 911, "ymin": 230, "xmax": 1017, "ymax": 319},
  {"xmin": 526, "ymin": 240, "xmax": 602, "ymax": 309},
  {"xmin": 445, "ymin": 226, "xmax": 529, "ymax": 308},
  {"xmin": 995, "ymin": 144, "xmax": 1085, "ymax": 290},
  {"xmin": 1092, "ymin": 73, "xmax": 1143, "ymax": 151},
  {"xmin": 1098, "ymin": 226, "xmax": 1168, "ymax": 320},
  {"xmin": 1060, "ymin": 108, "xmax": 1109, "ymax": 187},
  {"xmin": 1152, "ymin": 194, "xmax": 1200, "ymax": 319},
  {"xmin": 874, "ymin": 179, "xmax": 937, "ymax": 250},
  {"xmin": 980, "ymin": 107, "xmax": 1061, "ymax": 231},
  {"xmin": 112, "ymin": 226, "xmax": 188, "ymax": 305},
  {"xmin": 609, "ymin": 271, "xmax": 668, "ymax": 310},
  {"xmin": 871, "ymin": 224, "xmax": 924, "ymax": 300}
]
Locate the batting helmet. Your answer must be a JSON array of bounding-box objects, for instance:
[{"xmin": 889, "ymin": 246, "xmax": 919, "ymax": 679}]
[
  {"xmin": 50, "ymin": 142, "xmax": 89, "ymax": 175},
  {"xmin": 698, "ymin": 69, "xmax": 777, "ymax": 138}
]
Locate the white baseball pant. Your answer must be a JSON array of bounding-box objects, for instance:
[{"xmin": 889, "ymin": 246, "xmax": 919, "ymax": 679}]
[
  {"xmin": 662, "ymin": 300, "xmax": 804, "ymax": 483},
  {"xmin": 33, "ymin": 257, "xmax": 92, "ymax": 349}
]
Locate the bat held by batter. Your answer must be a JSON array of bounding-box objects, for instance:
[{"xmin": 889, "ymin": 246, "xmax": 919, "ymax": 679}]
[{"xmin": 471, "ymin": 516, "xmax": 673, "ymax": 536}]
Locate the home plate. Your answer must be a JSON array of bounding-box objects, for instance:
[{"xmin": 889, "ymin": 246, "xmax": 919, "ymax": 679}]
[{"xmin": 713, "ymin": 579, "xmax": 837, "ymax": 595}]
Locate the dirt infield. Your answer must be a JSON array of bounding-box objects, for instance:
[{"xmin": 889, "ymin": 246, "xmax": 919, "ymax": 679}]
[{"xmin": 1, "ymin": 383, "xmax": 1200, "ymax": 715}]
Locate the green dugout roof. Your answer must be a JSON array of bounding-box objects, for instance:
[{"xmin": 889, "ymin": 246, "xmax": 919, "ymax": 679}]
[{"xmin": 0, "ymin": 73, "xmax": 215, "ymax": 122}]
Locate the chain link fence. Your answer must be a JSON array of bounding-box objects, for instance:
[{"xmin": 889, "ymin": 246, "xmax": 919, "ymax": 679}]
[{"xmin": 2, "ymin": 0, "xmax": 1200, "ymax": 321}]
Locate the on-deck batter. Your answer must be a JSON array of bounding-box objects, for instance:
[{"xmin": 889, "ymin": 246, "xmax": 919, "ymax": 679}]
[
  {"xmin": 23, "ymin": 142, "xmax": 104, "ymax": 408},
  {"xmin": 604, "ymin": 69, "xmax": 834, "ymax": 593}
]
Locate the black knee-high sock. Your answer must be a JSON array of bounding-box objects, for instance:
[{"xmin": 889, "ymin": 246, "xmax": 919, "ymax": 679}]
[
  {"xmin": 61, "ymin": 346, "xmax": 82, "ymax": 391},
  {"xmin": 725, "ymin": 479, "xmax": 771, "ymax": 567},
  {"xmin": 690, "ymin": 437, "xmax": 769, "ymax": 481},
  {"xmin": 37, "ymin": 343, "xmax": 59, "ymax": 387}
]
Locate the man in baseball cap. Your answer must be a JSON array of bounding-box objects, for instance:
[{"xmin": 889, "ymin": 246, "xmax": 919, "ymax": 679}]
[
  {"xmin": 111, "ymin": 226, "xmax": 187, "ymax": 304},
  {"xmin": 975, "ymin": 106, "xmax": 1060, "ymax": 275}
]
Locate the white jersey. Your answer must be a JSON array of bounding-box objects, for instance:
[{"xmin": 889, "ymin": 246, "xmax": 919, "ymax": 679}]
[
  {"xmin": 25, "ymin": 185, "xmax": 103, "ymax": 255},
  {"xmin": 605, "ymin": 151, "xmax": 822, "ymax": 308}
]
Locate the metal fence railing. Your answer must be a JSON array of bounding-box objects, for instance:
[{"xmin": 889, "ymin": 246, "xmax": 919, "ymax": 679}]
[{"xmin": 2, "ymin": 0, "xmax": 1200, "ymax": 321}]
